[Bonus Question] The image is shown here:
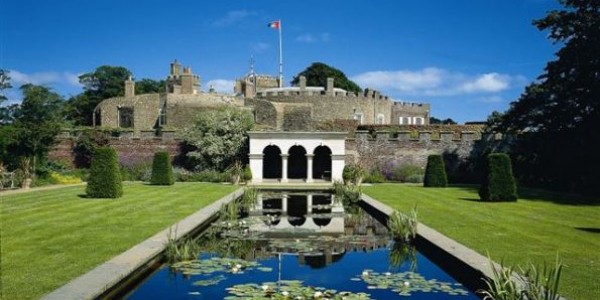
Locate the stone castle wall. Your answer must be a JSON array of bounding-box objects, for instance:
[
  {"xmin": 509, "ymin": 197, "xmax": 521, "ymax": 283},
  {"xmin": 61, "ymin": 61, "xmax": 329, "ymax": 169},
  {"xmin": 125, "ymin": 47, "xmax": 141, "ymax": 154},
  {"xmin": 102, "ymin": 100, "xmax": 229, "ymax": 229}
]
[{"xmin": 48, "ymin": 127, "xmax": 482, "ymax": 172}]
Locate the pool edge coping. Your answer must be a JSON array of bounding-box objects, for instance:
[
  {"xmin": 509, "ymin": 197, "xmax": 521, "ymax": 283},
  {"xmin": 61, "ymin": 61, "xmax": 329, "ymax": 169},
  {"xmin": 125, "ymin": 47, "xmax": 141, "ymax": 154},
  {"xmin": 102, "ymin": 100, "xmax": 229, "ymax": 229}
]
[{"xmin": 41, "ymin": 188, "xmax": 245, "ymax": 300}]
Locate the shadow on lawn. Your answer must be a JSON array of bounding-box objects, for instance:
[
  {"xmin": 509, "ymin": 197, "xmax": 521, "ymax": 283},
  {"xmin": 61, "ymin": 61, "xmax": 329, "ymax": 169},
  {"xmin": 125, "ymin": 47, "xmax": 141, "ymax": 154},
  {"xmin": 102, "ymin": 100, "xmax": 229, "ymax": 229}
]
[
  {"xmin": 575, "ymin": 227, "xmax": 600, "ymax": 234},
  {"xmin": 449, "ymin": 184, "xmax": 600, "ymax": 206}
]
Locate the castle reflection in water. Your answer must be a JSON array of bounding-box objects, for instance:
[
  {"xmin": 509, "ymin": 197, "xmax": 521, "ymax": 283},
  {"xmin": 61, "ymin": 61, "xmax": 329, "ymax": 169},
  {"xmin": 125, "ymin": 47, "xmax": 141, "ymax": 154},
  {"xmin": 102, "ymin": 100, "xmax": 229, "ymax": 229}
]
[{"xmin": 217, "ymin": 190, "xmax": 392, "ymax": 269}]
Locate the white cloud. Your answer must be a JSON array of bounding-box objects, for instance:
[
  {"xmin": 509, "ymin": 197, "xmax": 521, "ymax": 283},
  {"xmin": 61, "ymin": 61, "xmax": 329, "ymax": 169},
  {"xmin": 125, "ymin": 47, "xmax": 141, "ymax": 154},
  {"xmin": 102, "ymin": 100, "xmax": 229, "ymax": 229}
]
[
  {"xmin": 212, "ymin": 10, "xmax": 255, "ymax": 27},
  {"xmin": 205, "ymin": 79, "xmax": 235, "ymax": 94},
  {"xmin": 251, "ymin": 42, "xmax": 270, "ymax": 53},
  {"xmin": 9, "ymin": 69, "xmax": 82, "ymax": 87},
  {"xmin": 296, "ymin": 32, "xmax": 330, "ymax": 43},
  {"xmin": 296, "ymin": 34, "xmax": 316, "ymax": 43},
  {"xmin": 458, "ymin": 73, "xmax": 510, "ymax": 93},
  {"xmin": 477, "ymin": 95, "xmax": 504, "ymax": 103},
  {"xmin": 352, "ymin": 68, "xmax": 524, "ymax": 97}
]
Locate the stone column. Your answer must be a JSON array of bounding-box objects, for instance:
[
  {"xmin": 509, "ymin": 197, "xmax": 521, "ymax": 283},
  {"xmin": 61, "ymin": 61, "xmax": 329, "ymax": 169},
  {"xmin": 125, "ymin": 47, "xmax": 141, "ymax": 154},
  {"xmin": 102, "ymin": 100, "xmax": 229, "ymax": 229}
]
[
  {"xmin": 280, "ymin": 154, "xmax": 289, "ymax": 183},
  {"xmin": 249, "ymin": 153, "xmax": 264, "ymax": 183},
  {"xmin": 282, "ymin": 195, "xmax": 288, "ymax": 212},
  {"xmin": 306, "ymin": 154, "xmax": 314, "ymax": 183},
  {"xmin": 307, "ymin": 194, "xmax": 313, "ymax": 214}
]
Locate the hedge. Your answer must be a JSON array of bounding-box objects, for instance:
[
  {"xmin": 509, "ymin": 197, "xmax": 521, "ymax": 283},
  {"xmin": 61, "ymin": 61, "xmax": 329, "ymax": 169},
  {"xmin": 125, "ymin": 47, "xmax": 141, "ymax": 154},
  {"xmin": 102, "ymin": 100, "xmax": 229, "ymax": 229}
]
[
  {"xmin": 86, "ymin": 147, "xmax": 123, "ymax": 198},
  {"xmin": 423, "ymin": 154, "xmax": 448, "ymax": 187},
  {"xmin": 150, "ymin": 151, "xmax": 174, "ymax": 185},
  {"xmin": 479, "ymin": 153, "xmax": 518, "ymax": 201}
]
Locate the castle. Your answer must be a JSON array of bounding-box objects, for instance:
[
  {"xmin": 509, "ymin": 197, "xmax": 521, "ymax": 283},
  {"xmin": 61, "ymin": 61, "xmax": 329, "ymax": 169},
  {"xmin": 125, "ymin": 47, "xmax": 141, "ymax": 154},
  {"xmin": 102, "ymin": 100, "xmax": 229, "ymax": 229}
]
[{"xmin": 93, "ymin": 60, "xmax": 430, "ymax": 133}]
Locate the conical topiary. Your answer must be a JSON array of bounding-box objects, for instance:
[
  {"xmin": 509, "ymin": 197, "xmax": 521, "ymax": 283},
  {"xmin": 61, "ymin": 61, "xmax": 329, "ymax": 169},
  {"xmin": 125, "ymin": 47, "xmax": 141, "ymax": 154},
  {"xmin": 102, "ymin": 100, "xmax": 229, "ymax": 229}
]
[
  {"xmin": 479, "ymin": 153, "xmax": 517, "ymax": 202},
  {"xmin": 150, "ymin": 151, "xmax": 174, "ymax": 185},
  {"xmin": 86, "ymin": 147, "xmax": 123, "ymax": 198},
  {"xmin": 423, "ymin": 154, "xmax": 448, "ymax": 187}
]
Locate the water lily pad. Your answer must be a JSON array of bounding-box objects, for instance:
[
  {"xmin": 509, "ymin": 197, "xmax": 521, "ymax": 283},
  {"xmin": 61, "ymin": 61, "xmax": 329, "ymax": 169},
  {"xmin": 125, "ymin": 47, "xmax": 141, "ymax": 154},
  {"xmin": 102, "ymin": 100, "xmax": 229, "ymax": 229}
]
[{"xmin": 355, "ymin": 270, "xmax": 469, "ymax": 297}]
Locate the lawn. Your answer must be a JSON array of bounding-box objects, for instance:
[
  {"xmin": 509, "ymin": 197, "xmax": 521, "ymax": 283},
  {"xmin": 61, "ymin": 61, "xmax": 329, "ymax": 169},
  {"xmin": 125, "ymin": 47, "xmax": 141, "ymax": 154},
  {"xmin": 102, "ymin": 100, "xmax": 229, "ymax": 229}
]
[
  {"xmin": 363, "ymin": 184, "xmax": 600, "ymax": 300},
  {"xmin": 0, "ymin": 182, "xmax": 238, "ymax": 300}
]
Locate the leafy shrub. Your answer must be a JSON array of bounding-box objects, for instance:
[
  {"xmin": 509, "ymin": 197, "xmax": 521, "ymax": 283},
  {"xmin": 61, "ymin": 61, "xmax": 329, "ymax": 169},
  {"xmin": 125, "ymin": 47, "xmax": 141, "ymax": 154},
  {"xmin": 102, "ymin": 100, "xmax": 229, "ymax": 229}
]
[
  {"xmin": 120, "ymin": 162, "xmax": 152, "ymax": 181},
  {"xmin": 243, "ymin": 164, "xmax": 252, "ymax": 182},
  {"xmin": 86, "ymin": 147, "xmax": 123, "ymax": 198},
  {"xmin": 406, "ymin": 174, "xmax": 424, "ymax": 183},
  {"xmin": 382, "ymin": 160, "xmax": 424, "ymax": 183},
  {"xmin": 49, "ymin": 171, "xmax": 82, "ymax": 184},
  {"xmin": 176, "ymin": 169, "xmax": 229, "ymax": 183},
  {"xmin": 342, "ymin": 164, "xmax": 366, "ymax": 185},
  {"xmin": 363, "ymin": 169, "xmax": 386, "ymax": 183},
  {"xmin": 423, "ymin": 154, "xmax": 448, "ymax": 187},
  {"xmin": 150, "ymin": 151, "xmax": 174, "ymax": 185},
  {"xmin": 479, "ymin": 153, "xmax": 517, "ymax": 202}
]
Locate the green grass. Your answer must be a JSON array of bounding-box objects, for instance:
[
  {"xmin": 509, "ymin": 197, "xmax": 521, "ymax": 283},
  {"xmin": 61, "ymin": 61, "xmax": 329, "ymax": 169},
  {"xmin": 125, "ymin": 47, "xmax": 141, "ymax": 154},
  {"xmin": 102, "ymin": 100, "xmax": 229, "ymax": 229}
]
[
  {"xmin": 363, "ymin": 183, "xmax": 600, "ymax": 300},
  {"xmin": 0, "ymin": 182, "xmax": 237, "ymax": 299}
]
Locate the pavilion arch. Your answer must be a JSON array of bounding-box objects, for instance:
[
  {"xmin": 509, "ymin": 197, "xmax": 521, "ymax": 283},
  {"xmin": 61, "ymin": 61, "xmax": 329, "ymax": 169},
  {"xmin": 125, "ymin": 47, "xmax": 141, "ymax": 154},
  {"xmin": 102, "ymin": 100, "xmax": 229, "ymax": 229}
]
[
  {"xmin": 287, "ymin": 145, "xmax": 307, "ymax": 179},
  {"xmin": 263, "ymin": 145, "xmax": 282, "ymax": 179},
  {"xmin": 312, "ymin": 145, "xmax": 332, "ymax": 180},
  {"xmin": 248, "ymin": 132, "xmax": 347, "ymax": 183}
]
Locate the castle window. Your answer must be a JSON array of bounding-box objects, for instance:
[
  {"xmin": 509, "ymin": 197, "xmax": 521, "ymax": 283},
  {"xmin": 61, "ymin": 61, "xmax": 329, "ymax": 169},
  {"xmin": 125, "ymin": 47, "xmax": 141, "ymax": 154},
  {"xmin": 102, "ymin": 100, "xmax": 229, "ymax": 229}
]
[
  {"xmin": 414, "ymin": 117, "xmax": 424, "ymax": 125},
  {"xmin": 400, "ymin": 116, "xmax": 411, "ymax": 125},
  {"xmin": 353, "ymin": 113, "xmax": 363, "ymax": 124},
  {"xmin": 376, "ymin": 114, "xmax": 385, "ymax": 125},
  {"xmin": 158, "ymin": 108, "xmax": 167, "ymax": 127},
  {"xmin": 118, "ymin": 107, "xmax": 134, "ymax": 128},
  {"xmin": 94, "ymin": 109, "xmax": 102, "ymax": 127}
]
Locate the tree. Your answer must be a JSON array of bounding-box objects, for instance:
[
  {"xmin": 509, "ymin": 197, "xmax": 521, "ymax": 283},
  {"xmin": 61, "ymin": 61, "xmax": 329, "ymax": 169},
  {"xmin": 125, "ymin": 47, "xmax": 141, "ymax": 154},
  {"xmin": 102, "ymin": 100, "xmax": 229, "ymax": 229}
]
[
  {"xmin": 0, "ymin": 69, "xmax": 11, "ymax": 103},
  {"xmin": 430, "ymin": 117, "xmax": 457, "ymax": 125},
  {"xmin": 290, "ymin": 62, "xmax": 362, "ymax": 93},
  {"xmin": 65, "ymin": 65, "xmax": 132, "ymax": 126},
  {"xmin": 182, "ymin": 106, "xmax": 254, "ymax": 171},
  {"xmin": 8, "ymin": 84, "xmax": 64, "ymax": 173},
  {"xmin": 135, "ymin": 78, "xmax": 166, "ymax": 94},
  {"xmin": 150, "ymin": 151, "xmax": 174, "ymax": 185},
  {"xmin": 86, "ymin": 147, "xmax": 123, "ymax": 198},
  {"xmin": 496, "ymin": 1, "xmax": 600, "ymax": 194},
  {"xmin": 479, "ymin": 153, "xmax": 517, "ymax": 202},
  {"xmin": 423, "ymin": 155, "xmax": 448, "ymax": 187}
]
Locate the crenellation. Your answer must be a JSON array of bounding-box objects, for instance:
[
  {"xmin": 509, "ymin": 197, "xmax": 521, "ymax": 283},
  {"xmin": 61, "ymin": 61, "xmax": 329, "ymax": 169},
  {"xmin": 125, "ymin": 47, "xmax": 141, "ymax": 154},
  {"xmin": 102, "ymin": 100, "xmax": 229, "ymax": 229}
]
[{"xmin": 419, "ymin": 131, "xmax": 432, "ymax": 142}]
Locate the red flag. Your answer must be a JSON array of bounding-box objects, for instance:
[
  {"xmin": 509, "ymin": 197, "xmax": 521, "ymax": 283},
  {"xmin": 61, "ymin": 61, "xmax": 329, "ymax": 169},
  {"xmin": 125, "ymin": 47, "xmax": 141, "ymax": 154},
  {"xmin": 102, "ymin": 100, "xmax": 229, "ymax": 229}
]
[{"xmin": 268, "ymin": 20, "xmax": 280, "ymax": 29}]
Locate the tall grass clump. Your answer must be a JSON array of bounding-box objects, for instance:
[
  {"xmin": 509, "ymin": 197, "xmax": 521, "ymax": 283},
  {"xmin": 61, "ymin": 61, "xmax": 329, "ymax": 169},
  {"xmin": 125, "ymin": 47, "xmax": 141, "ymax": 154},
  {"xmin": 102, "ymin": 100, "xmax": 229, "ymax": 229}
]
[
  {"xmin": 150, "ymin": 151, "xmax": 174, "ymax": 185},
  {"xmin": 423, "ymin": 154, "xmax": 448, "ymax": 187},
  {"xmin": 479, "ymin": 153, "xmax": 517, "ymax": 201},
  {"xmin": 240, "ymin": 187, "xmax": 258, "ymax": 209},
  {"xmin": 86, "ymin": 147, "xmax": 123, "ymax": 198},
  {"xmin": 479, "ymin": 255, "xmax": 562, "ymax": 300},
  {"xmin": 387, "ymin": 208, "xmax": 418, "ymax": 242},
  {"xmin": 164, "ymin": 228, "xmax": 200, "ymax": 263}
]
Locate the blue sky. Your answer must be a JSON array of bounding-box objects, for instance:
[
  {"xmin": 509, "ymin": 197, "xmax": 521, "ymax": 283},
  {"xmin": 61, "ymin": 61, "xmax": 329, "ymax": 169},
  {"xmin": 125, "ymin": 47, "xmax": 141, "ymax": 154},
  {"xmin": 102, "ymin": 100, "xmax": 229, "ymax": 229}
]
[{"xmin": 1, "ymin": 0, "xmax": 561, "ymax": 123}]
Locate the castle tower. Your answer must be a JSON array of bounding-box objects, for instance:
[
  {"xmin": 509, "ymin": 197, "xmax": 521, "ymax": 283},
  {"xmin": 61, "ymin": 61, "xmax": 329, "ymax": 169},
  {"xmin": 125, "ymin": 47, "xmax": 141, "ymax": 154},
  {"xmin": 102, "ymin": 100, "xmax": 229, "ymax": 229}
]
[{"xmin": 124, "ymin": 75, "xmax": 135, "ymax": 97}]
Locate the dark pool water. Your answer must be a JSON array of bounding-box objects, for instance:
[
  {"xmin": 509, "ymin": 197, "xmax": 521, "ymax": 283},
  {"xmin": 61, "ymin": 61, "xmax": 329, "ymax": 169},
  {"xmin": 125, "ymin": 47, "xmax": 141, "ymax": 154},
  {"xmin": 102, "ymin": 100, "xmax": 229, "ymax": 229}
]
[{"xmin": 124, "ymin": 190, "xmax": 479, "ymax": 299}]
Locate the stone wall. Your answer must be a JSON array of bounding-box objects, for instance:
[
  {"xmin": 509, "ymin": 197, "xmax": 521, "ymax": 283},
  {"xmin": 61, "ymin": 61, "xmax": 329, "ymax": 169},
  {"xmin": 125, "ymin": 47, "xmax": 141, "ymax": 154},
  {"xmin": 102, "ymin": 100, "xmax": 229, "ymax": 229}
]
[
  {"xmin": 345, "ymin": 130, "xmax": 478, "ymax": 172},
  {"xmin": 49, "ymin": 128, "xmax": 482, "ymax": 173},
  {"xmin": 48, "ymin": 133, "xmax": 183, "ymax": 168}
]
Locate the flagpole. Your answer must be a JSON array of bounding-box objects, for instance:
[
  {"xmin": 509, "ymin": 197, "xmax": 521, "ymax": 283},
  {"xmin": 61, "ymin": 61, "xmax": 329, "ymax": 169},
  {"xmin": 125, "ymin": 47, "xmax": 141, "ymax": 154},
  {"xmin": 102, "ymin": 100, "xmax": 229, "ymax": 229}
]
[{"xmin": 278, "ymin": 19, "xmax": 283, "ymax": 88}]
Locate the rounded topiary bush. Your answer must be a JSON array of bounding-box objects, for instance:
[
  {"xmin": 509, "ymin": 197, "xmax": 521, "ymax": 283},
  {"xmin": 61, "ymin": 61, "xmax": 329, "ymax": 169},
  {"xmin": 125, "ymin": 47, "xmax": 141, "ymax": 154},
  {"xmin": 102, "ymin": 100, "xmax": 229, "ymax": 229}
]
[
  {"xmin": 150, "ymin": 151, "xmax": 174, "ymax": 185},
  {"xmin": 479, "ymin": 153, "xmax": 517, "ymax": 202},
  {"xmin": 423, "ymin": 154, "xmax": 448, "ymax": 187},
  {"xmin": 86, "ymin": 147, "xmax": 123, "ymax": 198}
]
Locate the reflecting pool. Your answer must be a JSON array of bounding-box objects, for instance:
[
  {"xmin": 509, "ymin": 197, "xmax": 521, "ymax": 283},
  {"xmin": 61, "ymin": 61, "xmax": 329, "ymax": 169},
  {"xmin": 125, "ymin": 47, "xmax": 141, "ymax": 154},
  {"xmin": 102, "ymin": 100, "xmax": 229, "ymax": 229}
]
[{"xmin": 124, "ymin": 190, "xmax": 479, "ymax": 299}]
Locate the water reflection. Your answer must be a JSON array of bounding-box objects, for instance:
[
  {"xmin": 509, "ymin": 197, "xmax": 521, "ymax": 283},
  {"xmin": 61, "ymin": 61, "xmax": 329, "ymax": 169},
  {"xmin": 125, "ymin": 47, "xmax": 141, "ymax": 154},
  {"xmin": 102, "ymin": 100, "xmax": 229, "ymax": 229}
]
[{"xmin": 202, "ymin": 190, "xmax": 396, "ymax": 269}]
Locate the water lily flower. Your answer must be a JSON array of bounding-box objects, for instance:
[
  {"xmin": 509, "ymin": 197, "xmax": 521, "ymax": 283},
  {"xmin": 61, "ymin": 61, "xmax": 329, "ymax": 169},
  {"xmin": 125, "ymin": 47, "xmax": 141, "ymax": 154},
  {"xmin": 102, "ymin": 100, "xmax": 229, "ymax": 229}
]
[
  {"xmin": 362, "ymin": 270, "xmax": 369, "ymax": 276},
  {"xmin": 404, "ymin": 281, "xmax": 410, "ymax": 286},
  {"xmin": 314, "ymin": 291, "xmax": 323, "ymax": 298},
  {"xmin": 231, "ymin": 267, "xmax": 239, "ymax": 273},
  {"xmin": 262, "ymin": 284, "xmax": 270, "ymax": 291},
  {"xmin": 384, "ymin": 272, "xmax": 392, "ymax": 276},
  {"xmin": 235, "ymin": 264, "xmax": 242, "ymax": 269},
  {"xmin": 282, "ymin": 291, "xmax": 289, "ymax": 296}
]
